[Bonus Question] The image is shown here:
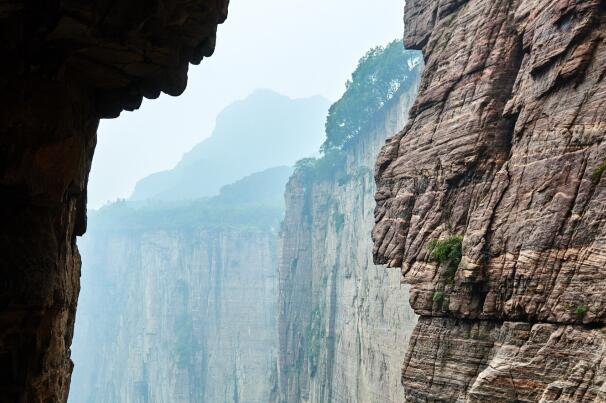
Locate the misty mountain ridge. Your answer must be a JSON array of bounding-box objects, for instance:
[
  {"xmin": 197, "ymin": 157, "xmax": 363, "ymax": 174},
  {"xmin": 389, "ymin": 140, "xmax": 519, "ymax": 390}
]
[
  {"xmin": 90, "ymin": 166, "xmax": 293, "ymax": 231},
  {"xmin": 130, "ymin": 89, "xmax": 330, "ymax": 202}
]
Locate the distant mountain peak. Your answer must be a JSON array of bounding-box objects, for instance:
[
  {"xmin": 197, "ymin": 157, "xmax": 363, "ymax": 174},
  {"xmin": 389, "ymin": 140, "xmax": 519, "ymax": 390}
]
[{"xmin": 130, "ymin": 89, "xmax": 329, "ymax": 202}]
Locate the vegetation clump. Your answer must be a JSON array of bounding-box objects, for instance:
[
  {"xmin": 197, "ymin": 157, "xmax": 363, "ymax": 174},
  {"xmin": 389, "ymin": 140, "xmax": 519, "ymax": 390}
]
[
  {"xmin": 294, "ymin": 150, "xmax": 346, "ymax": 183},
  {"xmin": 293, "ymin": 41, "xmax": 421, "ymax": 184},
  {"xmin": 322, "ymin": 40, "xmax": 422, "ymax": 152},
  {"xmin": 574, "ymin": 305, "xmax": 589, "ymax": 317},
  {"xmin": 591, "ymin": 159, "xmax": 606, "ymax": 184},
  {"xmin": 432, "ymin": 291, "xmax": 444, "ymax": 303},
  {"xmin": 427, "ymin": 234, "xmax": 463, "ymax": 283}
]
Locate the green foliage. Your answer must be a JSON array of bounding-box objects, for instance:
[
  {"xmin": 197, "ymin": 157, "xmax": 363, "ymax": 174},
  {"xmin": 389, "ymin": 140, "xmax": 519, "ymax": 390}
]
[
  {"xmin": 432, "ymin": 291, "xmax": 444, "ymax": 303},
  {"xmin": 427, "ymin": 234, "xmax": 464, "ymax": 283},
  {"xmin": 432, "ymin": 291, "xmax": 449, "ymax": 310},
  {"xmin": 591, "ymin": 159, "xmax": 606, "ymax": 184},
  {"xmin": 293, "ymin": 149, "xmax": 347, "ymax": 183},
  {"xmin": 292, "ymin": 41, "xmax": 421, "ymax": 185},
  {"xmin": 427, "ymin": 235, "xmax": 463, "ymax": 266},
  {"xmin": 574, "ymin": 305, "xmax": 588, "ymax": 316},
  {"xmin": 294, "ymin": 157, "xmax": 318, "ymax": 173},
  {"xmin": 322, "ymin": 40, "xmax": 422, "ymax": 152}
]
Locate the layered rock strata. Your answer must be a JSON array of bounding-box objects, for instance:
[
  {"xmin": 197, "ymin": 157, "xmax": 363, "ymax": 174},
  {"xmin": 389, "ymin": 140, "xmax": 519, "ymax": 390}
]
[
  {"xmin": 276, "ymin": 80, "xmax": 420, "ymax": 403},
  {"xmin": 373, "ymin": 0, "xmax": 606, "ymax": 400},
  {"xmin": 0, "ymin": 2, "xmax": 228, "ymax": 401}
]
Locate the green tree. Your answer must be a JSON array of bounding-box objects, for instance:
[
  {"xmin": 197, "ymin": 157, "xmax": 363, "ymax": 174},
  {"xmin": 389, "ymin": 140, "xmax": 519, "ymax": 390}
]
[{"xmin": 322, "ymin": 40, "xmax": 422, "ymax": 151}]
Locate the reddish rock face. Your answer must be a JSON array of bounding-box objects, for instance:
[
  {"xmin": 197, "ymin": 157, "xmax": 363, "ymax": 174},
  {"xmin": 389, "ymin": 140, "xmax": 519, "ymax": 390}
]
[
  {"xmin": 373, "ymin": 0, "xmax": 606, "ymax": 400},
  {"xmin": 0, "ymin": 1, "xmax": 228, "ymax": 401}
]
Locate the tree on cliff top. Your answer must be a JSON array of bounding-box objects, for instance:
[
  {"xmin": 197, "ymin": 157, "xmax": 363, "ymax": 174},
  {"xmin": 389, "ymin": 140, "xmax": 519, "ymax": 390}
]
[{"xmin": 322, "ymin": 40, "xmax": 422, "ymax": 152}]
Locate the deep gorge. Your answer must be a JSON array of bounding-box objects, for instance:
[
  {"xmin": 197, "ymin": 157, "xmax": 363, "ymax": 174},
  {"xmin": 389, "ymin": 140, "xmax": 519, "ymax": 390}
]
[
  {"xmin": 70, "ymin": 45, "xmax": 424, "ymax": 403},
  {"xmin": 1, "ymin": 0, "xmax": 605, "ymax": 402}
]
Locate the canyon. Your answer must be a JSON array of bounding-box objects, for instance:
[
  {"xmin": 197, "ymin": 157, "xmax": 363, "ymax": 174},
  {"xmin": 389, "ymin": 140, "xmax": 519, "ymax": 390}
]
[
  {"xmin": 70, "ymin": 44, "xmax": 424, "ymax": 403},
  {"xmin": 373, "ymin": 0, "xmax": 606, "ymax": 401},
  {"xmin": 69, "ymin": 90, "xmax": 328, "ymax": 402},
  {"xmin": 1, "ymin": 0, "xmax": 605, "ymax": 401},
  {"xmin": 70, "ymin": 167, "xmax": 289, "ymax": 402}
]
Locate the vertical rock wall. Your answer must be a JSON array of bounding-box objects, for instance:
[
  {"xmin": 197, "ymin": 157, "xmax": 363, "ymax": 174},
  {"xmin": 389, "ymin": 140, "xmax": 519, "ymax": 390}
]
[
  {"xmin": 373, "ymin": 0, "xmax": 606, "ymax": 401},
  {"xmin": 71, "ymin": 227, "xmax": 278, "ymax": 403},
  {"xmin": 0, "ymin": 81, "xmax": 96, "ymax": 403},
  {"xmin": 0, "ymin": 2, "xmax": 228, "ymax": 401},
  {"xmin": 276, "ymin": 79, "xmax": 420, "ymax": 403}
]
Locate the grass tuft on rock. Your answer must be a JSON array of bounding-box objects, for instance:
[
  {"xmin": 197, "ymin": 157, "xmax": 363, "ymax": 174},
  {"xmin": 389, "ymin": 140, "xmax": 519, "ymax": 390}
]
[
  {"xmin": 591, "ymin": 159, "xmax": 606, "ymax": 184},
  {"xmin": 427, "ymin": 234, "xmax": 463, "ymax": 283},
  {"xmin": 574, "ymin": 305, "xmax": 588, "ymax": 316},
  {"xmin": 432, "ymin": 291, "xmax": 444, "ymax": 303}
]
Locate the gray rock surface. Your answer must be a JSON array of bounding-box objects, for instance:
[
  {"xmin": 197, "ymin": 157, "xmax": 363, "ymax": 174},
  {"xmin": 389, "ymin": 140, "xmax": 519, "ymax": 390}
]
[{"xmin": 71, "ymin": 168, "xmax": 289, "ymax": 403}]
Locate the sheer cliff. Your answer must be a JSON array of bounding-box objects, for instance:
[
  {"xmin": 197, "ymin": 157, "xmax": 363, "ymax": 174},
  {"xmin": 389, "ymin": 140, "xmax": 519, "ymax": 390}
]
[
  {"xmin": 373, "ymin": 0, "xmax": 606, "ymax": 401},
  {"xmin": 276, "ymin": 62, "xmax": 421, "ymax": 403},
  {"xmin": 0, "ymin": 1, "xmax": 228, "ymax": 401},
  {"xmin": 70, "ymin": 167, "xmax": 290, "ymax": 403}
]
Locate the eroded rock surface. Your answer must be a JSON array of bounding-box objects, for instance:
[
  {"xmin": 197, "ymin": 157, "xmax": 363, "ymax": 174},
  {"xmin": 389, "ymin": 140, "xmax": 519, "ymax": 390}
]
[
  {"xmin": 373, "ymin": 0, "xmax": 606, "ymax": 400},
  {"xmin": 0, "ymin": 2, "xmax": 228, "ymax": 401}
]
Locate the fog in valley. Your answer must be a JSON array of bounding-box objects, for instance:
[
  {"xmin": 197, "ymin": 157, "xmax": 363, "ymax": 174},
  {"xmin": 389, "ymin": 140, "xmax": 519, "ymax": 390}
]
[
  {"xmin": 87, "ymin": 0, "xmax": 406, "ymax": 209},
  {"xmin": 6, "ymin": 0, "xmax": 604, "ymax": 401}
]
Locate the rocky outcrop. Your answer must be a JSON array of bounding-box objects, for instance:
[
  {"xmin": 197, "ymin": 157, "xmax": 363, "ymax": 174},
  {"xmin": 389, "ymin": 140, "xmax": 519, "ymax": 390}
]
[
  {"xmin": 0, "ymin": 2, "xmax": 228, "ymax": 401},
  {"xmin": 276, "ymin": 77, "xmax": 420, "ymax": 403},
  {"xmin": 373, "ymin": 0, "xmax": 606, "ymax": 400}
]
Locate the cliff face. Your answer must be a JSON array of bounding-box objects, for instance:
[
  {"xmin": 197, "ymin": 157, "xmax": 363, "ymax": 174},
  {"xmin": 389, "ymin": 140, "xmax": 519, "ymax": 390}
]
[
  {"xmin": 71, "ymin": 228, "xmax": 278, "ymax": 403},
  {"xmin": 70, "ymin": 167, "xmax": 289, "ymax": 403},
  {"xmin": 0, "ymin": 2, "xmax": 228, "ymax": 401},
  {"xmin": 373, "ymin": 0, "xmax": 606, "ymax": 401},
  {"xmin": 276, "ymin": 78, "xmax": 420, "ymax": 403}
]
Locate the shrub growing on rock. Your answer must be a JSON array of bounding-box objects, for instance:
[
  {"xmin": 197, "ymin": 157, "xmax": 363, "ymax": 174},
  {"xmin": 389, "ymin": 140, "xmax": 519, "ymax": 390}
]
[{"xmin": 427, "ymin": 234, "xmax": 463, "ymax": 283}]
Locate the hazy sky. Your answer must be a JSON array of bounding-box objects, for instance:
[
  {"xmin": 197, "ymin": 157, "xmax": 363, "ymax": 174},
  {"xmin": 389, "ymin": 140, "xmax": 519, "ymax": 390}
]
[{"xmin": 88, "ymin": 0, "xmax": 404, "ymax": 208}]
